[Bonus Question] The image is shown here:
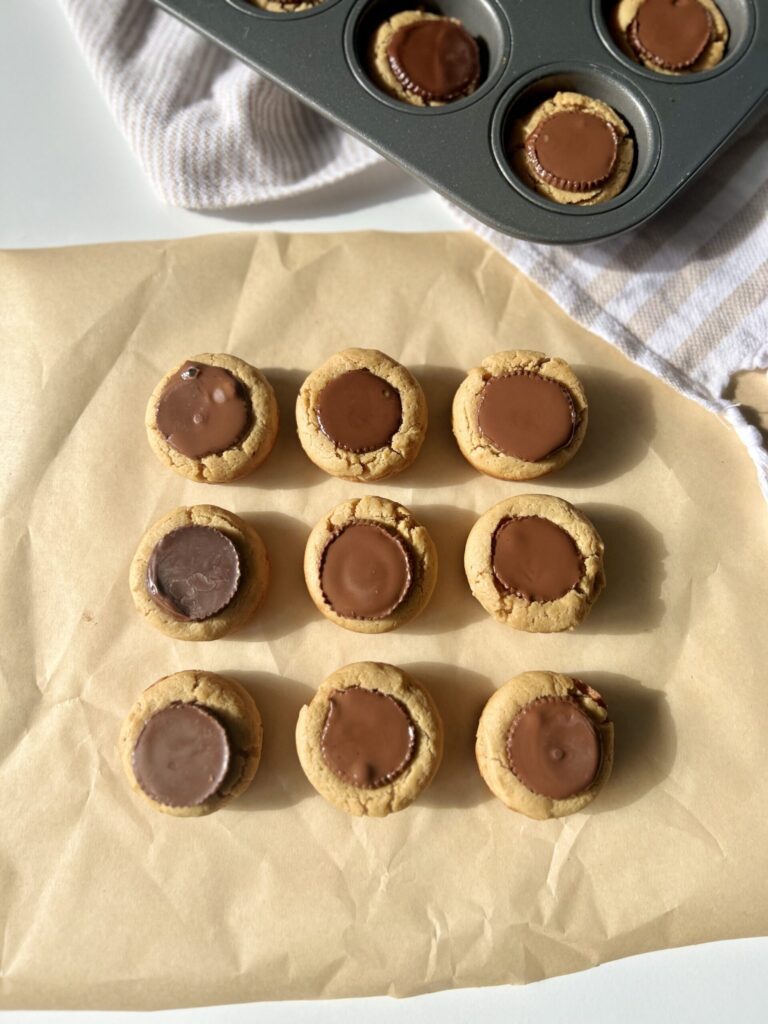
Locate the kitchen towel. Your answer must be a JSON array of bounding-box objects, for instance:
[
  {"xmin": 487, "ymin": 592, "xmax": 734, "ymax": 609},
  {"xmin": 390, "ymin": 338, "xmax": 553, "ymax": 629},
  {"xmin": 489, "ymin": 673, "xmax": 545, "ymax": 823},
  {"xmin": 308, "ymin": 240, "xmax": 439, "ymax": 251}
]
[{"xmin": 59, "ymin": 0, "xmax": 768, "ymax": 499}]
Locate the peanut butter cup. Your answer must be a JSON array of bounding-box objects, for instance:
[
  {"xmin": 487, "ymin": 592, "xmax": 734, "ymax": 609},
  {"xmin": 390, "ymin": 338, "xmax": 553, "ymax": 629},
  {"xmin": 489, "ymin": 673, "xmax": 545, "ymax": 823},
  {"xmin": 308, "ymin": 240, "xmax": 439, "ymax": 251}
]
[
  {"xmin": 296, "ymin": 349, "xmax": 427, "ymax": 481},
  {"xmin": 526, "ymin": 111, "xmax": 619, "ymax": 192},
  {"xmin": 514, "ymin": 93, "xmax": 633, "ymax": 206},
  {"xmin": 386, "ymin": 18, "xmax": 480, "ymax": 103},
  {"xmin": 453, "ymin": 351, "xmax": 588, "ymax": 480},
  {"xmin": 476, "ymin": 671, "xmax": 613, "ymax": 818},
  {"xmin": 156, "ymin": 361, "xmax": 252, "ymax": 460},
  {"xmin": 506, "ymin": 697, "xmax": 601, "ymax": 800},
  {"xmin": 477, "ymin": 371, "xmax": 576, "ymax": 462},
  {"xmin": 146, "ymin": 354, "xmax": 278, "ymax": 483},
  {"xmin": 320, "ymin": 522, "xmax": 412, "ymax": 620},
  {"xmin": 464, "ymin": 495, "xmax": 604, "ymax": 633},
  {"xmin": 492, "ymin": 516, "xmax": 583, "ymax": 603},
  {"xmin": 132, "ymin": 703, "xmax": 231, "ymax": 808},
  {"xmin": 146, "ymin": 525, "xmax": 241, "ymax": 622},
  {"xmin": 130, "ymin": 505, "xmax": 269, "ymax": 642},
  {"xmin": 304, "ymin": 496, "xmax": 437, "ymax": 633},
  {"xmin": 296, "ymin": 661, "xmax": 443, "ymax": 816},
  {"xmin": 629, "ymin": 0, "xmax": 712, "ymax": 70},
  {"xmin": 316, "ymin": 368, "xmax": 402, "ymax": 453},
  {"xmin": 321, "ymin": 686, "xmax": 416, "ymax": 788}
]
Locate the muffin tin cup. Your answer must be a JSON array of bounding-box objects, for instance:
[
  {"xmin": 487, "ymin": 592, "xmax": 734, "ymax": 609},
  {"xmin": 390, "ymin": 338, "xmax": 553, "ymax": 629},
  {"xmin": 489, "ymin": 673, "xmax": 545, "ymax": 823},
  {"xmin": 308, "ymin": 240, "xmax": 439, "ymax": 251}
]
[
  {"xmin": 491, "ymin": 63, "xmax": 662, "ymax": 217},
  {"xmin": 592, "ymin": 0, "xmax": 757, "ymax": 85},
  {"xmin": 154, "ymin": 0, "xmax": 768, "ymax": 244},
  {"xmin": 344, "ymin": 0, "xmax": 512, "ymax": 115}
]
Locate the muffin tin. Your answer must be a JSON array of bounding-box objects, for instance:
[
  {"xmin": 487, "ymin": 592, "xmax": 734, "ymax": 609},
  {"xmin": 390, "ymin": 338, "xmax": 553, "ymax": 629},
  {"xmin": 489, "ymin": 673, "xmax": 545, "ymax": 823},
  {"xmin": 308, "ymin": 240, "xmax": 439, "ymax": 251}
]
[{"xmin": 153, "ymin": 0, "xmax": 768, "ymax": 244}]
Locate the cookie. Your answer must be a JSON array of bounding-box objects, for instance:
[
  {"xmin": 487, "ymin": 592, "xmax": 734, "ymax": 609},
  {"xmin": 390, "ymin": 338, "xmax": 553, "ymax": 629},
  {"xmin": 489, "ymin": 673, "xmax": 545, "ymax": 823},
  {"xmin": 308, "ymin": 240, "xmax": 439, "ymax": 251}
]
[
  {"xmin": 120, "ymin": 670, "xmax": 263, "ymax": 818},
  {"xmin": 464, "ymin": 494, "xmax": 605, "ymax": 633},
  {"xmin": 296, "ymin": 662, "xmax": 443, "ymax": 817},
  {"xmin": 614, "ymin": 0, "xmax": 728, "ymax": 75},
  {"xmin": 452, "ymin": 350, "xmax": 588, "ymax": 480},
  {"xmin": 369, "ymin": 11, "xmax": 480, "ymax": 107},
  {"xmin": 296, "ymin": 348, "xmax": 427, "ymax": 481},
  {"xmin": 476, "ymin": 671, "xmax": 613, "ymax": 819},
  {"xmin": 129, "ymin": 504, "xmax": 269, "ymax": 641},
  {"xmin": 304, "ymin": 495, "xmax": 437, "ymax": 634},
  {"xmin": 511, "ymin": 91, "xmax": 634, "ymax": 206},
  {"xmin": 145, "ymin": 353, "xmax": 278, "ymax": 483}
]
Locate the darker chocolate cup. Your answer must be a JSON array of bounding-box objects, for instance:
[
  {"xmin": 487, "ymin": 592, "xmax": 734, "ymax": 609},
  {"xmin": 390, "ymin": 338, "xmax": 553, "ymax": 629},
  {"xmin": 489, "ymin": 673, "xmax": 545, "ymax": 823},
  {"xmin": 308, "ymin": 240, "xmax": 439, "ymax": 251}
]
[
  {"xmin": 132, "ymin": 703, "xmax": 232, "ymax": 808},
  {"xmin": 386, "ymin": 17, "xmax": 480, "ymax": 102},
  {"xmin": 146, "ymin": 525, "xmax": 241, "ymax": 622}
]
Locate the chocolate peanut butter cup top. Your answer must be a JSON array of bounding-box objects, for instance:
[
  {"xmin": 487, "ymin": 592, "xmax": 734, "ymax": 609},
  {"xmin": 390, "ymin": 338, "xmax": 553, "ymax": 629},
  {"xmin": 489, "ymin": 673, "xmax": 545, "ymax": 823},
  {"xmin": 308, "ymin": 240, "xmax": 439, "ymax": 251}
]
[
  {"xmin": 316, "ymin": 369, "xmax": 402, "ymax": 453},
  {"xmin": 629, "ymin": 0, "xmax": 713, "ymax": 70},
  {"xmin": 506, "ymin": 696, "xmax": 601, "ymax": 799},
  {"xmin": 146, "ymin": 525, "xmax": 241, "ymax": 622},
  {"xmin": 492, "ymin": 516, "xmax": 583, "ymax": 602},
  {"xmin": 321, "ymin": 686, "xmax": 416, "ymax": 788},
  {"xmin": 321, "ymin": 522, "xmax": 412, "ymax": 620},
  {"xmin": 526, "ymin": 110, "xmax": 619, "ymax": 192},
  {"xmin": 132, "ymin": 702, "xmax": 231, "ymax": 807},
  {"xmin": 387, "ymin": 18, "xmax": 480, "ymax": 102},
  {"xmin": 477, "ymin": 371, "xmax": 576, "ymax": 462},
  {"xmin": 156, "ymin": 361, "xmax": 252, "ymax": 459}
]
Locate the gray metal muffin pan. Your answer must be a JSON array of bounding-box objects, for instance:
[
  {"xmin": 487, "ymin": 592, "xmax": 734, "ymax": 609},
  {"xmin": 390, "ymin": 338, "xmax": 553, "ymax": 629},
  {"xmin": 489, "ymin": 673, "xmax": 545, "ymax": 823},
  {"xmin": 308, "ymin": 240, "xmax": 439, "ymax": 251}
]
[{"xmin": 152, "ymin": 0, "xmax": 768, "ymax": 244}]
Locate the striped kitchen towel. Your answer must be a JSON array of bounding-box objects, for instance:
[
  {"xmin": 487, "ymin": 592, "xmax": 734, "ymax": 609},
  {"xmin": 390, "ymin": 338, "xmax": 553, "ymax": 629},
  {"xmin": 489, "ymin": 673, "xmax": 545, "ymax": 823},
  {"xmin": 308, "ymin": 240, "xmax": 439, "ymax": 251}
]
[{"xmin": 60, "ymin": 0, "xmax": 768, "ymax": 499}]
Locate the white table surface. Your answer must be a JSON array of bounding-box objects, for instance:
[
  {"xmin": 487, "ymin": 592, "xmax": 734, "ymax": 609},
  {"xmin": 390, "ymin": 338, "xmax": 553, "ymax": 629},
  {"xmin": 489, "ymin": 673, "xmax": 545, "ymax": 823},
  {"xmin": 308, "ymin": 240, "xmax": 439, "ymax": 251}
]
[{"xmin": 2, "ymin": 1, "xmax": 767, "ymax": 1021}]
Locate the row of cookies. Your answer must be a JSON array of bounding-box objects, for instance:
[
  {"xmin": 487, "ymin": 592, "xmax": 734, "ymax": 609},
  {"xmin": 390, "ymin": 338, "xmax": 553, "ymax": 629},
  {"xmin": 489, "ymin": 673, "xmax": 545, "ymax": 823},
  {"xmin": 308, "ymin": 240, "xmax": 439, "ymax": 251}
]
[
  {"xmin": 146, "ymin": 347, "xmax": 589, "ymax": 484},
  {"xmin": 130, "ymin": 494, "xmax": 604, "ymax": 638},
  {"xmin": 121, "ymin": 664, "xmax": 613, "ymax": 821}
]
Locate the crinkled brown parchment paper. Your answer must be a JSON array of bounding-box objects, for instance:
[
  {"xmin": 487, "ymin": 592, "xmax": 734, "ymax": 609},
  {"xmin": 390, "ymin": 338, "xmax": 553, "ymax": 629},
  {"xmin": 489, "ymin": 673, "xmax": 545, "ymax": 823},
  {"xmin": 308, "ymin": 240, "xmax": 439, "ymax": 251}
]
[{"xmin": 2, "ymin": 232, "xmax": 767, "ymax": 1010}]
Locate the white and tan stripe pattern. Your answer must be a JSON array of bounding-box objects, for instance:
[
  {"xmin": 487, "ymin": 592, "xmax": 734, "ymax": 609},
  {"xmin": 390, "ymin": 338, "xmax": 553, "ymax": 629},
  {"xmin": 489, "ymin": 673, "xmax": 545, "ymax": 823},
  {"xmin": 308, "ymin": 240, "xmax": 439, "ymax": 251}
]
[
  {"xmin": 60, "ymin": 0, "xmax": 380, "ymax": 207},
  {"xmin": 61, "ymin": 0, "xmax": 768, "ymax": 499}
]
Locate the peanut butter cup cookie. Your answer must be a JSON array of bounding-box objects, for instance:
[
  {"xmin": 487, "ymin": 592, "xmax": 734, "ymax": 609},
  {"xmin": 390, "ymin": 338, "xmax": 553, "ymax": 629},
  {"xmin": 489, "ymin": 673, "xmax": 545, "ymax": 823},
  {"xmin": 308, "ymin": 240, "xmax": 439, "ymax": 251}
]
[
  {"xmin": 452, "ymin": 350, "xmax": 587, "ymax": 480},
  {"xmin": 614, "ymin": 0, "xmax": 728, "ymax": 75},
  {"xmin": 304, "ymin": 495, "xmax": 437, "ymax": 634},
  {"xmin": 512, "ymin": 91, "xmax": 634, "ymax": 206},
  {"xmin": 370, "ymin": 11, "xmax": 480, "ymax": 107},
  {"xmin": 464, "ymin": 494, "xmax": 605, "ymax": 633},
  {"xmin": 476, "ymin": 671, "xmax": 613, "ymax": 819},
  {"xmin": 129, "ymin": 504, "xmax": 269, "ymax": 641},
  {"xmin": 146, "ymin": 353, "xmax": 278, "ymax": 483},
  {"xmin": 296, "ymin": 662, "xmax": 443, "ymax": 816},
  {"xmin": 120, "ymin": 670, "xmax": 263, "ymax": 818},
  {"xmin": 296, "ymin": 348, "xmax": 427, "ymax": 481}
]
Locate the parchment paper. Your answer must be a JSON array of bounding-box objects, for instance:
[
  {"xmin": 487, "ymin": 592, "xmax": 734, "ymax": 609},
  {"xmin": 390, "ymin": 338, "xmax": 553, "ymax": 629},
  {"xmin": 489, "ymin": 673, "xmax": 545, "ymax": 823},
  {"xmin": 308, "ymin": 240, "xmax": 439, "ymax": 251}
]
[{"xmin": 2, "ymin": 231, "xmax": 768, "ymax": 1011}]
